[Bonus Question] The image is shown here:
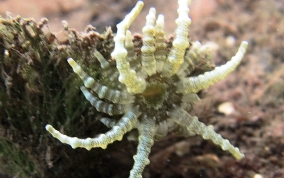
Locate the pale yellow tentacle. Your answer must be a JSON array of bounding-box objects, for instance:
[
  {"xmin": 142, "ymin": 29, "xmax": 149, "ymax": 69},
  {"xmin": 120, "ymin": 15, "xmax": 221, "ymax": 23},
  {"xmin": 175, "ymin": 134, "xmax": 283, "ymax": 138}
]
[
  {"xmin": 129, "ymin": 116, "xmax": 156, "ymax": 178},
  {"xmin": 46, "ymin": 108, "xmax": 141, "ymax": 150},
  {"xmin": 169, "ymin": 108, "xmax": 244, "ymax": 160},
  {"xmin": 67, "ymin": 58, "xmax": 134, "ymax": 104},
  {"xmin": 177, "ymin": 41, "xmax": 248, "ymax": 93},
  {"xmin": 111, "ymin": 1, "xmax": 146, "ymax": 93},
  {"xmin": 162, "ymin": 0, "xmax": 191, "ymax": 77}
]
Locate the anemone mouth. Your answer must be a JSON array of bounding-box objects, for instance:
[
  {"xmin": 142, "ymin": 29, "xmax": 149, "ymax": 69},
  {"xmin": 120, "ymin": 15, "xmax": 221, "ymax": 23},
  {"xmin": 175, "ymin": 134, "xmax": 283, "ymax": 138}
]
[{"xmin": 141, "ymin": 82, "xmax": 168, "ymax": 110}]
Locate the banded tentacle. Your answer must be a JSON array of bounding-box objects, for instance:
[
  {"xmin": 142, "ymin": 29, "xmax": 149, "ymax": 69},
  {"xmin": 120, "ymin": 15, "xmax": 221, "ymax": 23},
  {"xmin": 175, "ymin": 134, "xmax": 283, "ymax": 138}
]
[
  {"xmin": 154, "ymin": 120, "xmax": 168, "ymax": 140},
  {"xmin": 46, "ymin": 108, "xmax": 141, "ymax": 150},
  {"xmin": 130, "ymin": 116, "xmax": 156, "ymax": 178},
  {"xmin": 167, "ymin": 120, "xmax": 196, "ymax": 137},
  {"xmin": 80, "ymin": 86, "xmax": 130, "ymax": 115},
  {"xmin": 111, "ymin": 1, "xmax": 146, "ymax": 94},
  {"xmin": 177, "ymin": 41, "xmax": 211, "ymax": 78},
  {"xmin": 180, "ymin": 92, "xmax": 200, "ymax": 111},
  {"xmin": 177, "ymin": 41, "xmax": 248, "ymax": 93},
  {"xmin": 125, "ymin": 30, "xmax": 142, "ymax": 73},
  {"xmin": 169, "ymin": 107, "xmax": 244, "ymax": 160},
  {"xmin": 99, "ymin": 117, "xmax": 118, "ymax": 128},
  {"xmin": 154, "ymin": 15, "xmax": 167, "ymax": 73},
  {"xmin": 67, "ymin": 58, "xmax": 134, "ymax": 104},
  {"xmin": 162, "ymin": 0, "xmax": 191, "ymax": 77},
  {"xmin": 141, "ymin": 8, "xmax": 157, "ymax": 76}
]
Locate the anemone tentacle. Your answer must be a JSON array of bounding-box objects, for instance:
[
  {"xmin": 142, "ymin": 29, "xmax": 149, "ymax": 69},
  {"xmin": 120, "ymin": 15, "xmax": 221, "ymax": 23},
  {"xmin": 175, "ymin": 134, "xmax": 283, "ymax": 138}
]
[
  {"xmin": 177, "ymin": 41, "xmax": 248, "ymax": 93},
  {"xmin": 130, "ymin": 116, "xmax": 156, "ymax": 178},
  {"xmin": 141, "ymin": 8, "xmax": 157, "ymax": 76},
  {"xmin": 162, "ymin": 0, "xmax": 191, "ymax": 77},
  {"xmin": 46, "ymin": 108, "xmax": 140, "ymax": 150},
  {"xmin": 80, "ymin": 86, "xmax": 131, "ymax": 116},
  {"xmin": 111, "ymin": 1, "xmax": 146, "ymax": 94},
  {"xmin": 169, "ymin": 108, "xmax": 245, "ymax": 160},
  {"xmin": 67, "ymin": 58, "xmax": 134, "ymax": 104}
]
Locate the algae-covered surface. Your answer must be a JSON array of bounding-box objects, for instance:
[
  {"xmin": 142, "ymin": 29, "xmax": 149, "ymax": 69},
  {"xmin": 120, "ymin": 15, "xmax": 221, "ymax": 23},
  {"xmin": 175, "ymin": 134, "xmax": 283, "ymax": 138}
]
[{"xmin": 0, "ymin": 0, "xmax": 283, "ymax": 177}]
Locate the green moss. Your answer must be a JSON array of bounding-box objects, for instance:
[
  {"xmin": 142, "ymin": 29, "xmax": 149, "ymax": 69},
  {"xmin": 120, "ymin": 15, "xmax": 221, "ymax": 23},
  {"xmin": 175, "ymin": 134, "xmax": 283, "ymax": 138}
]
[
  {"xmin": 0, "ymin": 15, "xmax": 116, "ymax": 177},
  {"xmin": 0, "ymin": 139, "xmax": 36, "ymax": 177}
]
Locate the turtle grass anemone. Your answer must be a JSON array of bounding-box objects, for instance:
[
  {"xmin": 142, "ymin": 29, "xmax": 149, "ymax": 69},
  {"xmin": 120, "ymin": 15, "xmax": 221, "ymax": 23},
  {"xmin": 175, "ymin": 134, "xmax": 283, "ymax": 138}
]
[{"xmin": 46, "ymin": 0, "xmax": 248, "ymax": 177}]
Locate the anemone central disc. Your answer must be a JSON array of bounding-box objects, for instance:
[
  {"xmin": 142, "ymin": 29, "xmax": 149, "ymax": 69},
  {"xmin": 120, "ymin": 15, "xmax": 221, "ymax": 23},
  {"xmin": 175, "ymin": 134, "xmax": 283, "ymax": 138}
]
[{"xmin": 142, "ymin": 82, "xmax": 168, "ymax": 110}]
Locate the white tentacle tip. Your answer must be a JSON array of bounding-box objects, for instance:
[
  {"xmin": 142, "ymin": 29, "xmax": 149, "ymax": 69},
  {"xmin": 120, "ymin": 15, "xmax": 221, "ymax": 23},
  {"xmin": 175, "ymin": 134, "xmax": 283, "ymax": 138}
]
[{"xmin": 45, "ymin": 124, "xmax": 53, "ymax": 132}]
